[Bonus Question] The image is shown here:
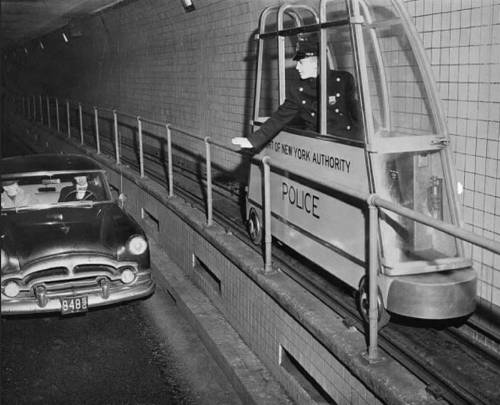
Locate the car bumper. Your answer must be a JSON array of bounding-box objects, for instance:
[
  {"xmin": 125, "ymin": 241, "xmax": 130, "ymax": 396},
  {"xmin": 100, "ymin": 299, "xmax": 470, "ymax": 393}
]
[{"xmin": 1, "ymin": 276, "xmax": 155, "ymax": 315}]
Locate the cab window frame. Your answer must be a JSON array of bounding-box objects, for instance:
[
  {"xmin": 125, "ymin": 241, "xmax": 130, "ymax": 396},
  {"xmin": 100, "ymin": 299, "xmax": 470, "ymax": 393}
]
[{"xmin": 254, "ymin": 16, "xmax": 365, "ymax": 145}]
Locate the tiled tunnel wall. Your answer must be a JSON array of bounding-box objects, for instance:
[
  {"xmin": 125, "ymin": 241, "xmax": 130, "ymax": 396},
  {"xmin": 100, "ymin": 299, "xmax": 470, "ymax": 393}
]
[
  {"xmin": 405, "ymin": 0, "xmax": 500, "ymax": 311},
  {"xmin": 4, "ymin": 0, "xmax": 499, "ymax": 309}
]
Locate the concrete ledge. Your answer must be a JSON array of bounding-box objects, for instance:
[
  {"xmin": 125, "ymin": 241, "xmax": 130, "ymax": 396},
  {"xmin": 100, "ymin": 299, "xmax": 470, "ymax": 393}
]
[{"xmin": 149, "ymin": 238, "xmax": 293, "ymax": 405}]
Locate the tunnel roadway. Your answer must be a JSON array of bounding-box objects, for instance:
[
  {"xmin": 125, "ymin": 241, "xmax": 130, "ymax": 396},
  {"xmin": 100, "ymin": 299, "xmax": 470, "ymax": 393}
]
[{"xmin": 1, "ymin": 284, "xmax": 243, "ymax": 405}]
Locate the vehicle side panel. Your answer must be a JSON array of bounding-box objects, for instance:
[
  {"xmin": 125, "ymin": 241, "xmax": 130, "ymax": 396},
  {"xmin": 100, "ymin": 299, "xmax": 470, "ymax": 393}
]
[{"xmin": 248, "ymin": 131, "xmax": 369, "ymax": 288}]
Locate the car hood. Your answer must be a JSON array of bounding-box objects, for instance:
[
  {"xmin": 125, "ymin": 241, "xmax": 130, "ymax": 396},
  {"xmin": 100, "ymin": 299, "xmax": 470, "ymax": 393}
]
[{"xmin": 1, "ymin": 203, "xmax": 143, "ymax": 270}]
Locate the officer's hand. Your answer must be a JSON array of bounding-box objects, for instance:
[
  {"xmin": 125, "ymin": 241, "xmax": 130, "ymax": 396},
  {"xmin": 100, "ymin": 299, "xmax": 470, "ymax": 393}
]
[{"xmin": 231, "ymin": 137, "xmax": 253, "ymax": 149}]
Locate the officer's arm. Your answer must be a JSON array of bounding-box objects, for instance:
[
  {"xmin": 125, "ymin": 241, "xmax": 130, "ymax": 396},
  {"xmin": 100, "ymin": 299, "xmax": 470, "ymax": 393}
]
[{"xmin": 245, "ymin": 98, "xmax": 300, "ymax": 150}]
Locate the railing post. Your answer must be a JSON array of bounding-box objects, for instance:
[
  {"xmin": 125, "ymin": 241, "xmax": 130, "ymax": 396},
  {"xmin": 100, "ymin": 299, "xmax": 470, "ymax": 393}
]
[
  {"xmin": 46, "ymin": 96, "xmax": 51, "ymax": 128},
  {"xmin": 204, "ymin": 137, "xmax": 213, "ymax": 226},
  {"xmin": 262, "ymin": 156, "xmax": 272, "ymax": 273},
  {"xmin": 32, "ymin": 96, "xmax": 36, "ymax": 121},
  {"xmin": 166, "ymin": 124, "xmax": 174, "ymax": 197},
  {"xmin": 94, "ymin": 107, "xmax": 100, "ymax": 154},
  {"xmin": 66, "ymin": 100, "xmax": 71, "ymax": 138},
  {"xmin": 79, "ymin": 103, "xmax": 84, "ymax": 144},
  {"xmin": 367, "ymin": 197, "xmax": 380, "ymax": 361},
  {"xmin": 39, "ymin": 95, "xmax": 43, "ymax": 124},
  {"xmin": 55, "ymin": 98, "xmax": 60, "ymax": 132},
  {"xmin": 137, "ymin": 116, "xmax": 145, "ymax": 177},
  {"xmin": 27, "ymin": 96, "xmax": 31, "ymax": 119},
  {"xmin": 113, "ymin": 109, "xmax": 120, "ymax": 164}
]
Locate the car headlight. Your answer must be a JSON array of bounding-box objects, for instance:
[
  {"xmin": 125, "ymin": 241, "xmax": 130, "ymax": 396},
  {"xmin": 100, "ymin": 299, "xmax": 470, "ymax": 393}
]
[
  {"xmin": 126, "ymin": 235, "xmax": 148, "ymax": 255},
  {"xmin": 3, "ymin": 280, "xmax": 20, "ymax": 298},
  {"xmin": 120, "ymin": 267, "xmax": 136, "ymax": 284}
]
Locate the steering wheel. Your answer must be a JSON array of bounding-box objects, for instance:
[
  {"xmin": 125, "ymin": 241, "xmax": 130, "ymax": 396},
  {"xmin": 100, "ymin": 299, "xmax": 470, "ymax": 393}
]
[{"xmin": 62, "ymin": 189, "xmax": 97, "ymax": 202}]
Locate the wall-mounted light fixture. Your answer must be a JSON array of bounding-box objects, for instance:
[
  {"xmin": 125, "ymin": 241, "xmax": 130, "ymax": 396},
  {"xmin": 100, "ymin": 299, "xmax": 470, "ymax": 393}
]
[
  {"xmin": 62, "ymin": 32, "xmax": 69, "ymax": 43},
  {"xmin": 180, "ymin": 0, "xmax": 195, "ymax": 12},
  {"xmin": 39, "ymin": 40, "xmax": 45, "ymax": 50},
  {"xmin": 24, "ymin": 47, "xmax": 28, "ymax": 54}
]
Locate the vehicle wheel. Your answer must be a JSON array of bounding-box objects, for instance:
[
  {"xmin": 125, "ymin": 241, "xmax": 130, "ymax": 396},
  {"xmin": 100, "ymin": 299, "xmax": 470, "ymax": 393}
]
[
  {"xmin": 357, "ymin": 276, "xmax": 390, "ymax": 330},
  {"xmin": 247, "ymin": 208, "xmax": 262, "ymax": 245}
]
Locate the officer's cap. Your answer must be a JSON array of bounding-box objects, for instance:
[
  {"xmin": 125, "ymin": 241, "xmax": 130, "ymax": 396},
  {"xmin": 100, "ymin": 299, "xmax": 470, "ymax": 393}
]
[{"xmin": 293, "ymin": 32, "xmax": 319, "ymax": 61}]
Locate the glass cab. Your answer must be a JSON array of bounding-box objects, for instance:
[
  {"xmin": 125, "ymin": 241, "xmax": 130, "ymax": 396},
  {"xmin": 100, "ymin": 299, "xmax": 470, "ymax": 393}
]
[
  {"xmin": 248, "ymin": 0, "xmax": 476, "ymax": 320},
  {"xmin": 355, "ymin": 0, "xmax": 470, "ymax": 275}
]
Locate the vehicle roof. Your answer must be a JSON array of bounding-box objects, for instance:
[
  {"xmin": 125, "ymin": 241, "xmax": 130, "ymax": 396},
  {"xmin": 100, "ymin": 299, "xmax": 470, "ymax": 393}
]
[{"xmin": 0, "ymin": 153, "xmax": 103, "ymax": 176}]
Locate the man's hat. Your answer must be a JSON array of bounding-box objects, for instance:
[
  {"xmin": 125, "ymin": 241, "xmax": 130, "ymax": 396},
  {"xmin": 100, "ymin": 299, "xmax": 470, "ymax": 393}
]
[
  {"xmin": 293, "ymin": 32, "xmax": 319, "ymax": 61},
  {"xmin": 1, "ymin": 179, "xmax": 17, "ymax": 187}
]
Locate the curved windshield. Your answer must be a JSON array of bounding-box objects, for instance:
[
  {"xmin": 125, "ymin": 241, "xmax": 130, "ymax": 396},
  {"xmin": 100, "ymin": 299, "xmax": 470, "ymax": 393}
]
[
  {"xmin": 360, "ymin": 0, "xmax": 438, "ymax": 137},
  {"xmin": 1, "ymin": 171, "xmax": 111, "ymax": 210}
]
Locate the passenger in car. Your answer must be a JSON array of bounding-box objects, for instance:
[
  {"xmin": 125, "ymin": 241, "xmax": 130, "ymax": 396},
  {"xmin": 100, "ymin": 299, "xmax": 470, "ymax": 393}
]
[
  {"xmin": 1, "ymin": 180, "xmax": 37, "ymax": 208},
  {"xmin": 58, "ymin": 175, "xmax": 103, "ymax": 202},
  {"xmin": 232, "ymin": 32, "xmax": 361, "ymax": 151}
]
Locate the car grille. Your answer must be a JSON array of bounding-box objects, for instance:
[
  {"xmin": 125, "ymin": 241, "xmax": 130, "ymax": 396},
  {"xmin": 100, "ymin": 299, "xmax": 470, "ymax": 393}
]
[
  {"xmin": 74, "ymin": 264, "xmax": 117, "ymax": 275},
  {"xmin": 42, "ymin": 276, "xmax": 111, "ymax": 291},
  {"xmin": 24, "ymin": 267, "xmax": 68, "ymax": 284},
  {"xmin": 8, "ymin": 256, "xmax": 138, "ymax": 298}
]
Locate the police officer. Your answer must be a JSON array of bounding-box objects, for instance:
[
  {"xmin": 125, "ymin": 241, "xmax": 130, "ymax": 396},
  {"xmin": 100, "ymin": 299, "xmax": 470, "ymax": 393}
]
[{"xmin": 233, "ymin": 33, "xmax": 361, "ymax": 151}]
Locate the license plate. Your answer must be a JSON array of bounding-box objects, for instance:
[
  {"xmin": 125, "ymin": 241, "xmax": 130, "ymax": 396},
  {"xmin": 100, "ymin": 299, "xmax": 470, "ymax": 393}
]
[{"xmin": 61, "ymin": 296, "xmax": 88, "ymax": 315}]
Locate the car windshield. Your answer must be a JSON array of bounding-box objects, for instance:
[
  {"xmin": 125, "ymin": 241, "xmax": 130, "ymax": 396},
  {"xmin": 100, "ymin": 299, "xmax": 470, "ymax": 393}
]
[{"xmin": 1, "ymin": 171, "xmax": 111, "ymax": 210}]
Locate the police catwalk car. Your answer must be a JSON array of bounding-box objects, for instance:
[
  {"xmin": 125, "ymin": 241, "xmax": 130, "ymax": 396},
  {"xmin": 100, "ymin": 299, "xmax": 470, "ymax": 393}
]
[{"xmin": 244, "ymin": 0, "xmax": 477, "ymax": 327}]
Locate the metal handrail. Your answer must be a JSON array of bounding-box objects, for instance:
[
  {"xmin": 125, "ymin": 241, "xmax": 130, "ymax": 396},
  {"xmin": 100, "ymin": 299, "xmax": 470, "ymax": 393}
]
[
  {"xmin": 255, "ymin": 155, "xmax": 500, "ymax": 256},
  {"xmin": 25, "ymin": 94, "xmax": 239, "ymax": 213},
  {"xmin": 93, "ymin": 107, "xmax": 100, "ymax": 154},
  {"xmin": 17, "ymin": 92, "xmax": 500, "ymax": 362}
]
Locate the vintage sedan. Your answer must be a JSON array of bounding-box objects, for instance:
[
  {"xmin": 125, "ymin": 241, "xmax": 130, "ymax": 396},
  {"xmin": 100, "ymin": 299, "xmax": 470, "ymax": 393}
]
[{"xmin": 1, "ymin": 153, "xmax": 155, "ymax": 315}]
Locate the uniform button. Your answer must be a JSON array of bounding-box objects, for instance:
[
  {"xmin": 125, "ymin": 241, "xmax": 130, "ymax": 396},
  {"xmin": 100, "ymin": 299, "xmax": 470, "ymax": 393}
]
[
  {"xmin": 299, "ymin": 87, "xmax": 303, "ymax": 92},
  {"xmin": 335, "ymin": 108, "xmax": 339, "ymax": 113},
  {"xmin": 311, "ymin": 112, "xmax": 315, "ymax": 116},
  {"xmin": 347, "ymin": 125, "xmax": 351, "ymax": 130},
  {"xmin": 302, "ymin": 100, "xmax": 306, "ymax": 104},
  {"xmin": 336, "ymin": 92, "xmax": 341, "ymax": 97},
  {"xmin": 336, "ymin": 77, "xmax": 341, "ymax": 82}
]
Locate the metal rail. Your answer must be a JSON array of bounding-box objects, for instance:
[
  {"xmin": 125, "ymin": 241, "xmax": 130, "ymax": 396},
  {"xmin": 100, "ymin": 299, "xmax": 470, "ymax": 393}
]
[{"xmin": 16, "ymin": 92, "xmax": 500, "ymax": 362}]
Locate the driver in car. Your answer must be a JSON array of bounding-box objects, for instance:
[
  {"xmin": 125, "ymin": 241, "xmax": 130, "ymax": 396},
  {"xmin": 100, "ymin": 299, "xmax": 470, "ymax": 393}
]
[{"xmin": 58, "ymin": 175, "xmax": 101, "ymax": 202}]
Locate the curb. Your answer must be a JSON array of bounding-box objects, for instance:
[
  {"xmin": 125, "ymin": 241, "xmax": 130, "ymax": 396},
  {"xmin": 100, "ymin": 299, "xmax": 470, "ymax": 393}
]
[{"xmin": 148, "ymin": 238, "xmax": 293, "ymax": 405}]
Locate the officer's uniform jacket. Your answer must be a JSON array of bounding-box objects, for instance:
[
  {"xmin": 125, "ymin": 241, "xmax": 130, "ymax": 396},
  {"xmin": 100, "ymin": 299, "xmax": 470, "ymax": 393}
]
[{"xmin": 247, "ymin": 69, "xmax": 361, "ymax": 151}]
